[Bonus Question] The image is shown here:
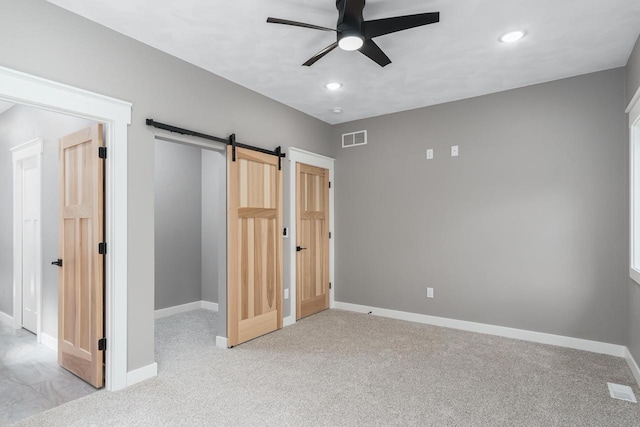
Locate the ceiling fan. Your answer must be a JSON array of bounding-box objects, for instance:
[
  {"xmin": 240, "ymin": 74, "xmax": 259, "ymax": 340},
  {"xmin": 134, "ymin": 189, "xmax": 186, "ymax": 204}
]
[{"xmin": 266, "ymin": 0, "xmax": 440, "ymax": 67}]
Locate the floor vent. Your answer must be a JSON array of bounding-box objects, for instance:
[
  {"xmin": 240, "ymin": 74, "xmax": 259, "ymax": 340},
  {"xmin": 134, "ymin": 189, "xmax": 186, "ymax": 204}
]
[
  {"xmin": 342, "ymin": 130, "xmax": 367, "ymax": 148},
  {"xmin": 607, "ymin": 383, "xmax": 637, "ymax": 403}
]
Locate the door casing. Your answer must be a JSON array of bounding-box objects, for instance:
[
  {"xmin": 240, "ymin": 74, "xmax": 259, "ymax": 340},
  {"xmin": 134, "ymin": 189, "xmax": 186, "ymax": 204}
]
[
  {"xmin": 11, "ymin": 138, "xmax": 43, "ymax": 338},
  {"xmin": 0, "ymin": 65, "xmax": 131, "ymax": 391},
  {"xmin": 285, "ymin": 148, "xmax": 335, "ymax": 326}
]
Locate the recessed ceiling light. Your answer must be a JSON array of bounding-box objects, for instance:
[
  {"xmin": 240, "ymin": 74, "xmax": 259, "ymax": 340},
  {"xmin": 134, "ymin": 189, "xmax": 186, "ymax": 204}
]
[
  {"xmin": 325, "ymin": 82, "xmax": 342, "ymax": 91},
  {"xmin": 332, "ymin": 107, "xmax": 343, "ymax": 114},
  {"xmin": 500, "ymin": 30, "xmax": 525, "ymax": 43}
]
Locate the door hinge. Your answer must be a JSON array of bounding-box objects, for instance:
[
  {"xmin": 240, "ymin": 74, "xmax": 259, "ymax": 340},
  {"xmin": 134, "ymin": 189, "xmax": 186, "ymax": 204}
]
[
  {"xmin": 329, "ymin": 181, "xmax": 331, "ymax": 189},
  {"xmin": 98, "ymin": 242, "xmax": 107, "ymax": 255},
  {"xmin": 329, "ymin": 282, "xmax": 332, "ymax": 289},
  {"xmin": 98, "ymin": 147, "xmax": 107, "ymax": 159},
  {"xmin": 98, "ymin": 338, "xmax": 107, "ymax": 351},
  {"xmin": 329, "ymin": 232, "xmax": 332, "ymax": 239}
]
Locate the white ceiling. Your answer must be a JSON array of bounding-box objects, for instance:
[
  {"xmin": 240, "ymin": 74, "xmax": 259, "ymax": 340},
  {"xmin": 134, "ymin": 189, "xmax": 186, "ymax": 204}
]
[
  {"xmin": 0, "ymin": 100, "xmax": 15, "ymax": 115},
  {"xmin": 48, "ymin": 0, "xmax": 640, "ymax": 124}
]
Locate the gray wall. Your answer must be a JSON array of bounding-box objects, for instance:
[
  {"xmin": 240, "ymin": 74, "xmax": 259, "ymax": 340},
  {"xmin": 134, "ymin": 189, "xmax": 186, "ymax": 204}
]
[
  {"xmin": 201, "ymin": 149, "xmax": 222, "ymax": 304},
  {"xmin": 627, "ymin": 34, "xmax": 640, "ymax": 365},
  {"xmin": 154, "ymin": 140, "xmax": 202, "ymax": 310},
  {"xmin": 0, "ymin": 0, "xmax": 333, "ymax": 370},
  {"xmin": 627, "ymin": 34, "xmax": 640, "ymax": 106},
  {"xmin": 0, "ymin": 104, "xmax": 94, "ymax": 336},
  {"xmin": 333, "ymin": 68, "xmax": 628, "ymax": 345}
]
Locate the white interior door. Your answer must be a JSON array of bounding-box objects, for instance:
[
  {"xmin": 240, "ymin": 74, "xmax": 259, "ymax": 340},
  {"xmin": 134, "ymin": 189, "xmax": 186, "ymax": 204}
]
[
  {"xmin": 21, "ymin": 157, "xmax": 40, "ymax": 333},
  {"xmin": 12, "ymin": 138, "xmax": 42, "ymax": 335}
]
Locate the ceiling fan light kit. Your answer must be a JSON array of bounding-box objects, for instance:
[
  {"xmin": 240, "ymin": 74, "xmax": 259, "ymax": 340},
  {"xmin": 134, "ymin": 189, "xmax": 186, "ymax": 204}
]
[{"xmin": 267, "ymin": 0, "xmax": 440, "ymax": 67}]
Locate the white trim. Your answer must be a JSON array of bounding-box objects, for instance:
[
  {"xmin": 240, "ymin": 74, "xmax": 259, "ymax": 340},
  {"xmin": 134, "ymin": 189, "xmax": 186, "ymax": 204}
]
[
  {"xmin": 126, "ymin": 363, "xmax": 158, "ymax": 387},
  {"xmin": 155, "ymin": 300, "xmax": 219, "ymax": 319},
  {"xmin": 626, "ymin": 86, "xmax": 640, "ymax": 115},
  {"xmin": 215, "ymin": 336, "xmax": 228, "ymax": 348},
  {"xmin": 629, "ymin": 85, "xmax": 640, "ymax": 285},
  {"xmin": 200, "ymin": 301, "xmax": 219, "ymax": 312},
  {"xmin": 0, "ymin": 65, "xmax": 132, "ymax": 391},
  {"xmin": 12, "ymin": 138, "xmax": 43, "ymax": 338},
  {"xmin": 286, "ymin": 148, "xmax": 335, "ymax": 326},
  {"xmin": 626, "ymin": 347, "xmax": 640, "ymax": 387},
  {"xmin": 40, "ymin": 332, "xmax": 57, "ymax": 352},
  {"xmin": 335, "ymin": 302, "xmax": 627, "ymax": 358},
  {"xmin": 0, "ymin": 311, "xmax": 13, "ymax": 326}
]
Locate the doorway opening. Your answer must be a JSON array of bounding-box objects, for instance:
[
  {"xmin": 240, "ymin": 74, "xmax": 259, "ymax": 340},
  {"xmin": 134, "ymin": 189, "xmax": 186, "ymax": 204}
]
[
  {"xmin": 0, "ymin": 66, "xmax": 131, "ymax": 393},
  {"xmin": 1, "ymin": 103, "xmax": 104, "ymax": 423},
  {"xmin": 153, "ymin": 134, "xmax": 226, "ymax": 368}
]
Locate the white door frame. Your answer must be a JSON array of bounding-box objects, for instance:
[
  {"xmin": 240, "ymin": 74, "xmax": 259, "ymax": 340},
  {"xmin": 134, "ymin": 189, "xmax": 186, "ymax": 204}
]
[
  {"xmin": 0, "ymin": 66, "xmax": 131, "ymax": 391},
  {"xmin": 11, "ymin": 138, "xmax": 43, "ymax": 337},
  {"xmin": 284, "ymin": 147, "xmax": 335, "ymax": 326}
]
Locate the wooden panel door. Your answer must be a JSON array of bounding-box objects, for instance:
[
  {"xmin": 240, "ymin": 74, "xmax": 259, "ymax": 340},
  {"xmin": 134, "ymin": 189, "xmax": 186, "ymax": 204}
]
[
  {"xmin": 227, "ymin": 146, "xmax": 283, "ymax": 346},
  {"xmin": 58, "ymin": 124, "xmax": 104, "ymax": 388},
  {"xmin": 296, "ymin": 163, "xmax": 329, "ymax": 320}
]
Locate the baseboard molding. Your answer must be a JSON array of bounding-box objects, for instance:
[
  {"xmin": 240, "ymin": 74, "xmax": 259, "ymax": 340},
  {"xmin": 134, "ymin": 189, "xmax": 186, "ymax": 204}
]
[
  {"xmin": 283, "ymin": 315, "xmax": 295, "ymax": 327},
  {"xmin": 215, "ymin": 336, "xmax": 228, "ymax": 349},
  {"xmin": 127, "ymin": 362, "xmax": 158, "ymax": 387},
  {"xmin": 40, "ymin": 332, "xmax": 57, "ymax": 352},
  {"xmin": 154, "ymin": 300, "xmax": 218, "ymax": 319},
  {"xmin": 626, "ymin": 348, "xmax": 640, "ymax": 387},
  {"xmin": 0, "ymin": 310, "xmax": 13, "ymax": 327},
  {"xmin": 200, "ymin": 301, "xmax": 219, "ymax": 312},
  {"xmin": 334, "ymin": 301, "xmax": 627, "ymax": 358}
]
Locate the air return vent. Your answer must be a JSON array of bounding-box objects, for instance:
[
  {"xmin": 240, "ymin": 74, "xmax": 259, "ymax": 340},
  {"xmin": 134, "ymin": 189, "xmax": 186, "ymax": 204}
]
[
  {"xmin": 607, "ymin": 383, "xmax": 637, "ymax": 403},
  {"xmin": 342, "ymin": 130, "xmax": 367, "ymax": 148}
]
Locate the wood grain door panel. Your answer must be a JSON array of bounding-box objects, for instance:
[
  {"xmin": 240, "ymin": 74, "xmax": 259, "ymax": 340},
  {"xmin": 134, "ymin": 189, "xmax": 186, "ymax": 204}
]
[
  {"xmin": 228, "ymin": 146, "xmax": 282, "ymax": 346},
  {"xmin": 58, "ymin": 124, "xmax": 104, "ymax": 388},
  {"xmin": 296, "ymin": 163, "xmax": 329, "ymax": 320}
]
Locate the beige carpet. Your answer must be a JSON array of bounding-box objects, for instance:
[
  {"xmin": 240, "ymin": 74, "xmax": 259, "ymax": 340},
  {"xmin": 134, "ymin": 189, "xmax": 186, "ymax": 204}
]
[{"xmin": 13, "ymin": 309, "xmax": 640, "ymax": 426}]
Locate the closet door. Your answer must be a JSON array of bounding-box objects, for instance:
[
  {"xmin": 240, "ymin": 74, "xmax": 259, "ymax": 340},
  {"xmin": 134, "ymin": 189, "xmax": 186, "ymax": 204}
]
[{"xmin": 227, "ymin": 146, "xmax": 282, "ymax": 346}]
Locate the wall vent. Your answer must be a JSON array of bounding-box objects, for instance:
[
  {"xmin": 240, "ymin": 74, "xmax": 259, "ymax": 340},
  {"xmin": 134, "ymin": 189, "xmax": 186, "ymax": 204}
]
[
  {"xmin": 607, "ymin": 383, "xmax": 637, "ymax": 403},
  {"xmin": 342, "ymin": 130, "xmax": 367, "ymax": 148}
]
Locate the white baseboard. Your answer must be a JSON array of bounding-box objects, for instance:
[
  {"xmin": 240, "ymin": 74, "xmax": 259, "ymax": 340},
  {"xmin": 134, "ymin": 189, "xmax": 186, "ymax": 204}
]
[
  {"xmin": 40, "ymin": 332, "xmax": 57, "ymax": 352},
  {"xmin": 215, "ymin": 336, "xmax": 228, "ymax": 348},
  {"xmin": 127, "ymin": 362, "xmax": 158, "ymax": 387},
  {"xmin": 334, "ymin": 301, "xmax": 627, "ymax": 358},
  {"xmin": 200, "ymin": 301, "xmax": 219, "ymax": 312},
  {"xmin": 0, "ymin": 310, "xmax": 13, "ymax": 327},
  {"xmin": 155, "ymin": 300, "xmax": 218, "ymax": 319},
  {"xmin": 626, "ymin": 348, "xmax": 640, "ymax": 387},
  {"xmin": 283, "ymin": 315, "xmax": 295, "ymax": 327}
]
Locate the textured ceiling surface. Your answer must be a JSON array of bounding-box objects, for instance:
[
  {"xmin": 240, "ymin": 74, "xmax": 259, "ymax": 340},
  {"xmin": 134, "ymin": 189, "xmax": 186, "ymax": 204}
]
[{"xmin": 48, "ymin": 0, "xmax": 640, "ymax": 124}]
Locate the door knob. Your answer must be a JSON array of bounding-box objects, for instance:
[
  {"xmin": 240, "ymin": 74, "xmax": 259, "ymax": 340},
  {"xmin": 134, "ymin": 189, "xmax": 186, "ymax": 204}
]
[
  {"xmin": 51, "ymin": 259, "xmax": 62, "ymax": 267},
  {"xmin": 296, "ymin": 246, "xmax": 307, "ymax": 252}
]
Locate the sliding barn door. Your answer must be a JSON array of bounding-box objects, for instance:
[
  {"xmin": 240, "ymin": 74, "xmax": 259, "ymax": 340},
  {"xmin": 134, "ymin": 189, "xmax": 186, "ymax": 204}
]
[
  {"xmin": 58, "ymin": 124, "xmax": 105, "ymax": 388},
  {"xmin": 227, "ymin": 146, "xmax": 283, "ymax": 346},
  {"xmin": 296, "ymin": 163, "xmax": 330, "ymax": 319}
]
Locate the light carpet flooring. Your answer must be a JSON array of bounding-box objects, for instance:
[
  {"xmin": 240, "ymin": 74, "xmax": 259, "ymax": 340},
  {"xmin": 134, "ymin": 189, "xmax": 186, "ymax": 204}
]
[{"xmin": 14, "ymin": 309, "xmax": 640, "ymax": 426}]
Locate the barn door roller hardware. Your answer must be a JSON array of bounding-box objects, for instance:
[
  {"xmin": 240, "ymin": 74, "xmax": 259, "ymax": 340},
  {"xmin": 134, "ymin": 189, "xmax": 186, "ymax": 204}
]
[{"xmin": 146, "ymin": 119, "xmax": 286, "ymax": 169}]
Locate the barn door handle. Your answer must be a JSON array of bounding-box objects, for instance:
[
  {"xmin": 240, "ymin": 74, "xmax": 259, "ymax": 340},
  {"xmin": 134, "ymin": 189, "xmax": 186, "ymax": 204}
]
[
  {"xmin": 296, "ymin": 246, "xmax": 307, "ymax": 252},
  {"xmin": 51, "ymin": 259, "xmax": 63, "ymax": 267}
]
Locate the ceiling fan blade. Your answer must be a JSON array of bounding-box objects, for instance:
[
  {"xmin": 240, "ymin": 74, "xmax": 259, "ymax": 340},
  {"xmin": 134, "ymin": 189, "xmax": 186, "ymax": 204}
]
[
  {"xmin": 267, "ymin": 17, "xmax": 336, "ymax": 32},
  {"xmin": 363, "ymin": 12, "xmax": 440, "ymax": 39},
  {"xmin": 359, "ymin": 39, "xmax": 391, "ymax": 67},
  {"xmin": 303, "ymin": 42, "xmax": 339, "ymax": 66}
]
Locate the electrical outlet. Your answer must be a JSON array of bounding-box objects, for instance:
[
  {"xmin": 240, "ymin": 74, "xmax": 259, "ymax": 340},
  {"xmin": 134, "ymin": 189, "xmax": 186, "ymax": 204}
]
[
  {"xmin": 426, "ymin": 287, "xmax": 434, "ymax": 298},
  {"xmin": 284, "ymin": 288, "xmax": 289, "ymax": 299},
  {"xmin": 426, "ymin": 149, "xmax": 433, "ymax": 160},
  {"xmin": 451, "ymin": 145, "xmax": 459, "ymax": 157}
]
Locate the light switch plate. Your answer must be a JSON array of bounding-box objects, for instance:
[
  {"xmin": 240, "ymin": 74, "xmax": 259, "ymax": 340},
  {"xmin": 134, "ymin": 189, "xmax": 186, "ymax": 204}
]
[
  {"xmin": 426, "ymin": 149, "xmax": 434, "ymax": 160},
  {"xmin": 451, "ymin": 145, "xmax": 459, "ymax": 157}
]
